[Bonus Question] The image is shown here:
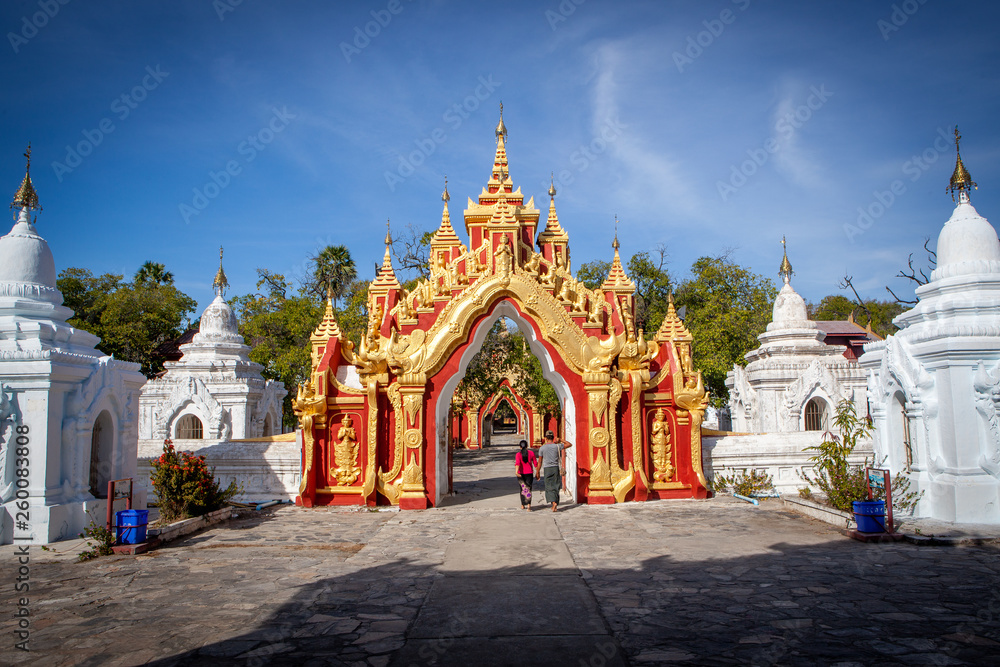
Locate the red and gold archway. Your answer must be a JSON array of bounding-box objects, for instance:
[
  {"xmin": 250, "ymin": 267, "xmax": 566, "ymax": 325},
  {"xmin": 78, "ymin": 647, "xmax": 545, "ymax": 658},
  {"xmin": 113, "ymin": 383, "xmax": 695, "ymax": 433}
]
[{"xmin": 295, "ymin": 112, "xmax": 710, "ymax": 508}]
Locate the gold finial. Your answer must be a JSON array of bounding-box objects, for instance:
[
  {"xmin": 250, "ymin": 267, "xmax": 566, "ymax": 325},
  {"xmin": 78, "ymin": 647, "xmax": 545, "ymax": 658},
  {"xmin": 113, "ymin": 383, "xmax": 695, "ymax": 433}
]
[
  {"xmin": 213, "ymin": 245, "xmax": 229, "ymax": 296},
  {"xmin": 495, "ymin": 101, "xmax": 507, "ymax": 138},
  {"xmin": 548, "ymin": 172, "xmax": 556, "ymax": 199},
  {"xmin": 948, "ymin": 126, "xmax": 977, "ymax": 202},
  {"xmin": 442, "ymin": 176, "xmax": 450, "ymax": 203},
  {"xmin": 612, "ymin": 215, "xmax": 620, "ymax": 250},
  {"xmin": 11, "ymin": 144, "xmax": 41, "ymax": 213},
  {"xmin": 778, "ymin": 236, "xmax": 793, "ymax": 285},
  {"xmin": 385, "ymin": 218, "xmax": 392, "ymax": 246}
]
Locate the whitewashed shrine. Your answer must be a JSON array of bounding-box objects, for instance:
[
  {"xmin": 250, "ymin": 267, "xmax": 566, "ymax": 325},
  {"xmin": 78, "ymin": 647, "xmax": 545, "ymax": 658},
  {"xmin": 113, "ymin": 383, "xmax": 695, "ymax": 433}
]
[
  {"xmin": 0, "ymin": 148, "xmax": 146, "ymax": 544},
  {"xmin": 861, "ymin": 131, "xmax": 1000, "ymax": 524}
]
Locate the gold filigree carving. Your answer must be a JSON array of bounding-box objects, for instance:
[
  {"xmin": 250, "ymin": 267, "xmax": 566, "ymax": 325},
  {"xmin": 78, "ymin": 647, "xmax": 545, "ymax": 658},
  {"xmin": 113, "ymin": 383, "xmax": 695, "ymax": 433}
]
[{"xmin": 651, "ymin": 408, "xmax": 674, "ymax": 483}]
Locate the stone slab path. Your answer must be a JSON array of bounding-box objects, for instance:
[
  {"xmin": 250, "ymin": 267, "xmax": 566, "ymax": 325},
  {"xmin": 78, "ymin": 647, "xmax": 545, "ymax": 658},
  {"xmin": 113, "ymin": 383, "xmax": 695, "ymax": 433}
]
[{"xmin": 1, "ymin": 440, "xmax": 999, "ymax": 666}]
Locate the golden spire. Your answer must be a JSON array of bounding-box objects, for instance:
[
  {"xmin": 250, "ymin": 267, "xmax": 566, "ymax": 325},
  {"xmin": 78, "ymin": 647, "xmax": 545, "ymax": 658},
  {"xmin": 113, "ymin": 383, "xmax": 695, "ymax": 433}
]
[
  {"xmin": 778, "ymin": 236, "xmax": 793, "ymax": 285},
  {"xmin": 213, "ymin": 245, "xmax": 229, "ymax": 296},
  {"xmin": 10, "ymin": 144, "xmax": 40, "ymax": 213},
  {"xmin": 432, "ymin": 177, "xmax": 462, "ymax": 246},
  {"xmin": 495, "ymin": 101, "xmax": 507, "ymax": 138},
  {"xmin": 601, "ymin": 218, "xmax": 634, "ymax": 292},
  {"xmin": 311, "ymin": 285, "xmax": 342, "ymax": 344},
  {"xmin": 548, "ymin": 172, "xmax": 556, "ymax": 199},
  {"xmin": 948, "ymin": 126, "xmax": 977, "ymax": 202},
  {"xmin": 654, "ymin": 291, "xmax": 691, "ymax": 343},
  {"xmin": 538, "ymin": 173, "xmax": 568, "ymax": 245},
  {"xmin": 373, "ymin": 218, "xmax": 400, "ymax": 290}
]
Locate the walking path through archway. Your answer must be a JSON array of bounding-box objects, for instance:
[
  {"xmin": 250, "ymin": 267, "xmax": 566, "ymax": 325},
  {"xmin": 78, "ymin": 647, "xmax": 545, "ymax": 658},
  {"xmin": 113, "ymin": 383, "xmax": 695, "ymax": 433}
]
[{"xmin": 4, "ymin": 448, "xmax": 999, "ymax": 665}]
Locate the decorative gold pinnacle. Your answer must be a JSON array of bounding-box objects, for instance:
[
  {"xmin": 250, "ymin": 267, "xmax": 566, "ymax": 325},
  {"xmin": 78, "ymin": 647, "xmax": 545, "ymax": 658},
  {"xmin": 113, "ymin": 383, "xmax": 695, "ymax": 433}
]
[
  {"xmin": 612, "ymin": 215, "xmax": 620, "ymax": 251},
  {"xmin": 213, "ymin": 245, "xmax": 229, "ymax": 296},
  {"xmin": 11, "ymin": 144, "xmax": 40, "ymax": 212},
  {"xmin": 495, "ymin": 102, "xmax": 507, "ymax": 138},
  {"xmin": 948, "ymin": 126, "xmax": 977, "ymax": 202},
  {"xmin": 778, "ymin": 236, "xmax": 793, "ymax": 284},
  {"xmin": 548, "ymin": 173, "xmax": 556, "ymax": 199},
  {"xmin": 442, "ymin": 176, "xmax": 450, "ymax": 203}
]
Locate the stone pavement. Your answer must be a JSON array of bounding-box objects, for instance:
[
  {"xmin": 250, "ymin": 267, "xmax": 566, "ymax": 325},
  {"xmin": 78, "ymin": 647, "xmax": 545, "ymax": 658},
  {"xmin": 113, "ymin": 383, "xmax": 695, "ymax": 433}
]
[{"xmin": 2, "ymin": 439, "xmax": 999, "ymax": 666}]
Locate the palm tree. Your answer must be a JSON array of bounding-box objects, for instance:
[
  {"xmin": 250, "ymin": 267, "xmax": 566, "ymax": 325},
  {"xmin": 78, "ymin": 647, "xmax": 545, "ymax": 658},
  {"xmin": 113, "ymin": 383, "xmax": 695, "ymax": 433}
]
[
  {"xmin": 312, "ymin": 245, "xmax": 357, "ymax": 307},
  {"xmin": 134, "ymin": 261, "xmax": 174, "ymax": 286}
]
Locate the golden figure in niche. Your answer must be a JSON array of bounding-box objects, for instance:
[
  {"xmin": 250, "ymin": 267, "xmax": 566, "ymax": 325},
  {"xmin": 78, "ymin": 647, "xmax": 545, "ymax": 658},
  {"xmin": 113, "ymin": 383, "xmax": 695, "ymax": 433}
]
[
  {"xmin": 651, "ymin": 408, "xmax": 674, "ymax": 482},
  {"xmin": 333, "ymin": 415, "xmax": 360, "ymax": 485}
]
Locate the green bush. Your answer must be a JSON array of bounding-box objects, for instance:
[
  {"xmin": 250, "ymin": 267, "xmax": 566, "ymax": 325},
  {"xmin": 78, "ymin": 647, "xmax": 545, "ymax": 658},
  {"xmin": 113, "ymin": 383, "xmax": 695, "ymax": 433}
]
[
  {"xmin": 713, "ymin": 468, "xmax": 775, "ymax": 496},
  {"xmin": 150, "ymin": 439, "xmax": 238, "ymax": 522},
  {"xmin": 800, "ymin": 400, "xmax": 872, "ymax": 513},
  {"xmin": 78, "ymin": 514, "xmax": 115, "ymax": 562}
]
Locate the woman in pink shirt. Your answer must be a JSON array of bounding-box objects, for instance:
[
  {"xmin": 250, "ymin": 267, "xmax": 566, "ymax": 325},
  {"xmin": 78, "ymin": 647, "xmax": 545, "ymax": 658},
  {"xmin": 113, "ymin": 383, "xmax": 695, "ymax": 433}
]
[{"xmin": 514, "ymin": 440, "xmax": 538, "ymax": 511}]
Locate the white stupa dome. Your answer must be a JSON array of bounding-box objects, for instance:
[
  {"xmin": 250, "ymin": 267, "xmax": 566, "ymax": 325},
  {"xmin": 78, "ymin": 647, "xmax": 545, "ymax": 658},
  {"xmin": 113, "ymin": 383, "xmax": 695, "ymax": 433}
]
[
  {"xmin": 931, "ymin": 200, "xmax": 1000, "ymax": 280},
  {"xmin": 0, "ymin": 208, "xmax": 56, "ymax": 288},
  {"xmin": 193, "ymin": 294, "xmax": 242, "ymax": 343},
  {"xmin": 769, "ymin": 282, "xmax": 811, "ymax": 329}
]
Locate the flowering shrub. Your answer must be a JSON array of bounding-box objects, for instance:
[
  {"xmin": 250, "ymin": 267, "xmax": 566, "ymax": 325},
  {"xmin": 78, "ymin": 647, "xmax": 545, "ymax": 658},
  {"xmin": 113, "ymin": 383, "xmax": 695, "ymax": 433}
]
[{"xmin": 150, "ymin": 439, "xmax": 238, "ymax": 522}]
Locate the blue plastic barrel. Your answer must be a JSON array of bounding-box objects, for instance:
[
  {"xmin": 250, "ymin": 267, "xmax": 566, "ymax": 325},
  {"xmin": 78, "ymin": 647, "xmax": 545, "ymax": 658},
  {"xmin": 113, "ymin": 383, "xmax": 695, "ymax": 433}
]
[
  {"xmin": 115, "ymin": 509, "xmax": 149, "ymax": 545},
  {"xmin": 852, "ymin": 500, "xmax": 886, "ymax": 533}
]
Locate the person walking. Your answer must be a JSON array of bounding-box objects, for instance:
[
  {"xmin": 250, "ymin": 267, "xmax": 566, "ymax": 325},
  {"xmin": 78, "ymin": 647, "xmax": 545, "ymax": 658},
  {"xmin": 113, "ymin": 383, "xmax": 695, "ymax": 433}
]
[
  {"xmin": 536, "ymin": 430, "xmax": 572, "ymax": 512},
  {"xmin": 514, "ymin": 440, "xmax": 537, "ymax": 511}
]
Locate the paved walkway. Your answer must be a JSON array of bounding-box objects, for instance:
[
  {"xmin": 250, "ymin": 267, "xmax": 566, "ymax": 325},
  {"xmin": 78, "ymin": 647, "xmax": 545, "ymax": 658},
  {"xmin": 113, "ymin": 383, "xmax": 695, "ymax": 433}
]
[{"xmin": 2, "ymin": 442, "xmax": 999, "ymax": 666}]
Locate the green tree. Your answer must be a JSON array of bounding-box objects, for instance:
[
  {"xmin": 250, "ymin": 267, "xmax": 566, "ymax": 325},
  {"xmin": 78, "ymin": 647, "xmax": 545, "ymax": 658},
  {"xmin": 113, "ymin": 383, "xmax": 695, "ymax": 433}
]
[
  {"xmin": 576, "ymin": 260, "xmax": 610, "ymax": 290},
  {"xmin": 231, "ymin": 271, "xmax": 322, "ymax": 430},
  {"xmin": 309, "ymin": 245, "xmax": 357, "ymax": 306},
  {"xmin": 133, "ymin": 261, "xmax": 175, "ymax": 286},
  {"xmin": 626, "ymin": 245, "xmax": 671, "ymax": 335},
  {"xmin": 674, "ymin": 254, "xmax": 777, "ymax": 405},
  {"xmin": 57, "ymin": 265, "xmax": 197, "ymax": 377}
]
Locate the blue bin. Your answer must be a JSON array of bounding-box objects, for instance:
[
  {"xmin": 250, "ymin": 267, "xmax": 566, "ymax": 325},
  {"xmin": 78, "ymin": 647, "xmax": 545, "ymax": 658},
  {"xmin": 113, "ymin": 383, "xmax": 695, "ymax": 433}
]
[
  {"xmin": 115, "ymin": 509, "xmax": 148, "ymax": 545},
  {"xmin": 852, "ymin": 500, "xmax": 887, "ymax": 533}
]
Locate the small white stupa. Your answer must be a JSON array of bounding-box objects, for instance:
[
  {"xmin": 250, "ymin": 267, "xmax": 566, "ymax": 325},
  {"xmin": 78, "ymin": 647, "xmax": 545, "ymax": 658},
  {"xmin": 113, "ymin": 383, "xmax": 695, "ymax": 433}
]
[
  {"xmin": 0, "ymin": 146, "xmax": 146, "ymax": 544},
  {"xmin": 727, "ymin": 239, "xmax": 870, "ymax": 433},
  {"xmin": 861, "ymin": 128, "xmax": 1000, "ymax": 524},
  {"xmin": 138, "ymin": 248, "xmax": 285, "ymax": 443}
]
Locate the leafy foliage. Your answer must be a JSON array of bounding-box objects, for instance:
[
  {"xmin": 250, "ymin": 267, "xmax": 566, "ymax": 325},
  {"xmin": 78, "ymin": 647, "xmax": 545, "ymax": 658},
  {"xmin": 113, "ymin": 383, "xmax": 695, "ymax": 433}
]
[
  {"xmin": 626, "ymin": 245, "xmax": 672, "ymax": 334},
  {"xmin": 456, "ymin": 319, "xmax": 561, "ymax": 414},
  {"xmin": 713, "ymin": 469, "xmax": 775, "ymax": 496},
  {"xmin": 810, "ymin": 295, "xmax": 903, "ymax": 339},
  {"xmin": 150, "ymin": 439, "xmax": 239, "ymax": 522},
  {"xmin": 308, "ymin": 244, "xmax": 357, "ymax": 306},
  {"xmin": 576, "ymin": 260, "xmax": 611, "ymax": 290},
  {"xmin": 674, "ymin": 254, "xmax": 777, "ymax": 404},
  {"xmin": 231, "ymin": 271, "xmax": 322, "ymax": 430},
  {"xmin": 800, "ymin": 400, "xmax": 873, "ymax": 513},
  {"xmin": 57, "ymin": 265, "xmax": 197, "ymax": 377},
  {"xmin": 77, "ymin": 514, "xmax": 116, "ymax": 562}
]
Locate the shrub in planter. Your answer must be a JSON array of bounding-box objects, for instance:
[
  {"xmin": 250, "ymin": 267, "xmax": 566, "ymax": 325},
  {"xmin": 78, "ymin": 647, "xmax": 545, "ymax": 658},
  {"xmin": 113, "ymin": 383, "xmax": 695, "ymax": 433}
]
[
  {"xmin": 800, "ymin": 400, "xmax": 872, "ymax": 513},
  {"xmin": 150, "ymin": 439, "xmax": 238, "ymax": 522}
]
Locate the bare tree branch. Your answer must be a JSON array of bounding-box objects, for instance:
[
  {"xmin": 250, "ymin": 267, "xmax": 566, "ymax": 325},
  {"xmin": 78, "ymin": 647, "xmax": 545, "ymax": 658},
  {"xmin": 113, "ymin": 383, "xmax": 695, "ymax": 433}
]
[
  {"xmin": 390, "ymin": 223, "xmax": 432, "ymax": 282},
  {"xmin": 839, "ymin": 275, "xmax": 875, "ymax": 324},
  {"xmin": 885, "ymin": 285, "xmax": 917, "ymax": 306}
]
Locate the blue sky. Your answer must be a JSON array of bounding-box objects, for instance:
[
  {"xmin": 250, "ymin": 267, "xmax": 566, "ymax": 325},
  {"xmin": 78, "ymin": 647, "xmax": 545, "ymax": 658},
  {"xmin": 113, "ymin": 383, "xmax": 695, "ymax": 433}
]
[{"xmin": 2, "ymin": 0, "xmax": 999, "ymax": 315}]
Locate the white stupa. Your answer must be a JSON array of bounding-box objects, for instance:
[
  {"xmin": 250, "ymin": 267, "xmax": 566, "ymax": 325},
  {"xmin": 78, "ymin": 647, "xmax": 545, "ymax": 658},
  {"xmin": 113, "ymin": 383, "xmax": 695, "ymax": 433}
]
[
  {"xmin": 727, "ymin": 240, "xmax": 871, "ymax": 433},
  {"xmin": 0, "ymin": 146, "xmax": 146, "ymax": 544},
  {"xmin": 138, "ymin": 249, "xmax": 285, "ymax": 443},
  {"xmin": 861, "ymin": 128, "xmax": 1000, "ymax": 524}
]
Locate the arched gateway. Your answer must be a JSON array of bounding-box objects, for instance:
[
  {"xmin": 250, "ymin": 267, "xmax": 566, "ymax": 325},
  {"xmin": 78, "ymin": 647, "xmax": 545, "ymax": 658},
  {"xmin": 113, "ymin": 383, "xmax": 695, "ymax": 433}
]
[{"xmin": 294, "ymin": 112, "xmax": 711, "ymax": 509}]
